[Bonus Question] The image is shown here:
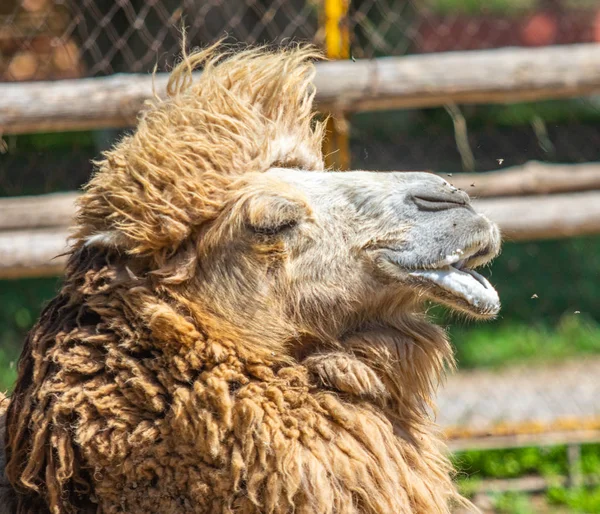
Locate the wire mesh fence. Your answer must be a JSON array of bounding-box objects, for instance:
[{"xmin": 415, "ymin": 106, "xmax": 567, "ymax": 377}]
[
  {"xmin": 2, "ymin": 0, "xmax": 600, "ymax": 80},
  {"xmin": 0, "ymin": 0, "xmax": 320, "ymax": 79},
  {"xmin": 1, "ymin": 0, "xmax": 600, "ymax": 463},
  {"xmin": 1, "ymin": 0, "xmax": 600, "ymax": 193}
]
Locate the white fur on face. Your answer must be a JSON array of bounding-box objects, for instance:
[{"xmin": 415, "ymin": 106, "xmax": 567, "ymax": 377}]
[
  {"xmin": 266, "ymin": 168, "xmax": 452, "ymax": 212},
  {"xmin": 265, "ymin": 167, "xmax": 501, "ymax": 318}
]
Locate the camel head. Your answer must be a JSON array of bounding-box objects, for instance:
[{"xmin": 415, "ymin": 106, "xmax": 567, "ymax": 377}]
[{"xmin": 75, "ymin": 45, "xmax": 500, "ymax": 360}]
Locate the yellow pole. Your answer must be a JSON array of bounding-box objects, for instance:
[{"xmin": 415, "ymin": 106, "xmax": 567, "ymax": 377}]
[{"xmin": 322, "ymin": 0, "xmax": 351, "ymax": 170}]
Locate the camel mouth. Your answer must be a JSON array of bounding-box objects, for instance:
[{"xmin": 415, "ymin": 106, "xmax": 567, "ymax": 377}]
[
  {"xmin": 377, "ymin": 245, "xmax": 500, "ymax": 318},
  {"xmin": 409, "ymin": 260, "xmax": 500, "ymax": 318}
]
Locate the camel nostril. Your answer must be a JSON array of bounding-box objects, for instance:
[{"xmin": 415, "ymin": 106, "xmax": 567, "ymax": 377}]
[{"xmin": 411, "ymin": 191, "xmax": 470, "ymax": 212}]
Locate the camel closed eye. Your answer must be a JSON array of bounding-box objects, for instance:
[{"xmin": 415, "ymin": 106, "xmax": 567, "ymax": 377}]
[
  {"xmin": 249, "ymin": 218, "xmax": 298, "ymax": 236},
  {"xmin": 243, "ymin": 190, "xmax": 306, "ymax": 236}
]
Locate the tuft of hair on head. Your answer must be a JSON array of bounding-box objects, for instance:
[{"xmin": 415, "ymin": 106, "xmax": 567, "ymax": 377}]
[{"xmin": 73, "ymin": 41, "xmax": 326, "ymax": 270}]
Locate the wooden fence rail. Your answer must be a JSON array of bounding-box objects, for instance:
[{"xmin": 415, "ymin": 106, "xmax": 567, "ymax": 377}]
[
  {"xmin": 0, "ymin": 191, "xmax": 78, "ymax": 231},
  {"xmin": 2, "ymin": 162, "xmax": 599, "ymax": 233},
  {"xmin": 1, "ymin": 43, "xmax": 600, "ymax": 135},
  {"xmin": 446, "ymin": 162, "xmax": 600, "ymax": 198},
  {"xmin": 476, "ymin": 191, "xmax": 600, "ymax": 241},
  {"xmin": 0, "ymin": 228, "xmax": 69, "ymax": 279},
  {"xmin": 2, "ymin": 187, "xmax": 600, "ymax": 279}
]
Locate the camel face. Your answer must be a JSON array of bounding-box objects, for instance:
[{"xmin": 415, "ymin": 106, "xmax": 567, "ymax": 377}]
[{"xmin": 220, "ymin": 168, "xmax": 501, "ymax": 336}]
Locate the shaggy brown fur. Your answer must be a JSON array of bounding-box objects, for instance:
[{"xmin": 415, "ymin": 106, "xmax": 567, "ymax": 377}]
[{"xmin": 4, "ymin": 45, "xmax": 468, "ymax": 514}]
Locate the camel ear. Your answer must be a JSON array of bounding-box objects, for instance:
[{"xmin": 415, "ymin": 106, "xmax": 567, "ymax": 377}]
[{"xmin": 245, "ymin": 192, "xmax": 308, "ymax": 236}]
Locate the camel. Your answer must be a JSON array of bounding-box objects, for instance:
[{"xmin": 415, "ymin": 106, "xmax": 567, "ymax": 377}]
[{"xmin": 0, "ymin": 44, "xmax": 501, "ymax": 514}]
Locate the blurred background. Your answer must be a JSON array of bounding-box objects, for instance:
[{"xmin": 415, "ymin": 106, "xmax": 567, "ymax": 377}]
[{"xmin": 1, "ymin": 0, "xmax": 600, "ymax": 512}]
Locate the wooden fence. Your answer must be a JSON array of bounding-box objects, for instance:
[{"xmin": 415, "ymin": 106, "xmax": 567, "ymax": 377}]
[
  {"xmin": 2, "ymin": 43, "xmax": 600, "ymax": 134},
  {"xmin": 2, "ymin": 160, "xmax": 600, "ymax": 279}
]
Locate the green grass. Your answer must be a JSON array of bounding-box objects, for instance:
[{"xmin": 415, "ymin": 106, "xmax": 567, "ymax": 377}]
[
  {"xmin": 424, "ymin": 0, "xmax": 535, "ymax": 15},
  {"xmin": 452, "ymin": 314, "xmax": 600, "ymax": 369},
  {"xmin": 548, "ymin": 487, "xmax": 600, "ymax": 513},
  {"xmin": 0, "ymin": 345, "xmax": 18, "ymax": 392},
  {"xmin": 464, "ymin": 488, "xmax": 600, "ymax": 513},
  {"xmin": 488, "ymin": 237, "xmax": 600, "ymax": 325},
  {"xmin": 2, "ymin": 131, "xmax": 97, "ymax": 152},
  {"xmin": 445, "ymin": 234, "xmax": 600, "ymax": 369},
  {"xmin": 455, "ymin": 445, "xmax": 600, "ymax": 513},
  {"xmin": 0, "ymin": 276, "xmax": 60, "ymax": 391},
  {"xmin": 492, "ymin": 492, "xmax": 538, "ymax": 514},
  {"xmin": 455, "ymin": 446, "xmax": 568, "ymax": 479}
]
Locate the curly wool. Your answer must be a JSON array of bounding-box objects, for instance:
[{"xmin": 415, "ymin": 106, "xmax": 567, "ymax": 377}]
[
  {"xmin": 75, "ymin": 43, "xmax": 325, "ymax": 261},
  {"xmin": 7, "ymin": 250, "xmax": 461, "ymax": 514},
  {"xmin": 4, "ymin": 45, "xmax": 466, "ymax": 514}
]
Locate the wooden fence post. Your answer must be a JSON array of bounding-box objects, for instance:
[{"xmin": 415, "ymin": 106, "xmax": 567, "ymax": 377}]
[
  {"xmin": 567, "ymin": 443, "xmax": 583, "ymax": 488},
  {"xmin": 322, "ymin": 0, "xmax": 351, "ymax": 170}
]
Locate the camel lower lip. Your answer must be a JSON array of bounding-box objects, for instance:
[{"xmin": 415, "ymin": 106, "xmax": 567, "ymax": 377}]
[{"xmin": 409, "ymin": 265, "xmax": 500, "ymax": 315}]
